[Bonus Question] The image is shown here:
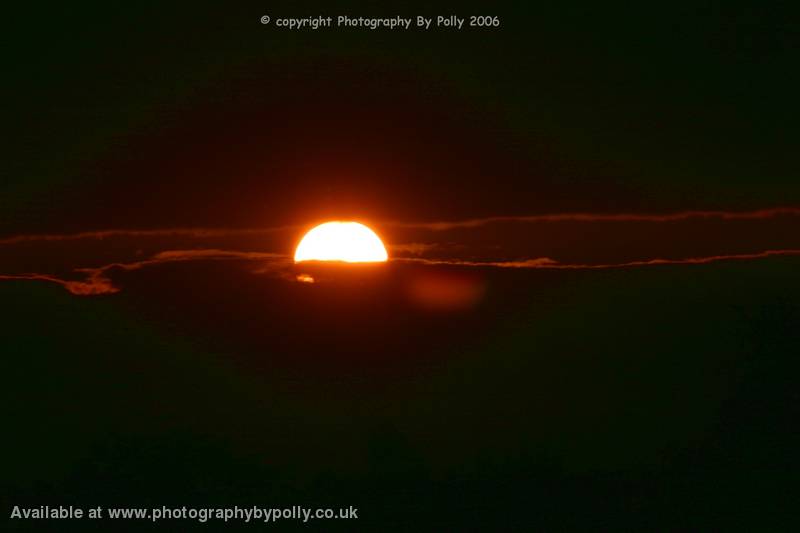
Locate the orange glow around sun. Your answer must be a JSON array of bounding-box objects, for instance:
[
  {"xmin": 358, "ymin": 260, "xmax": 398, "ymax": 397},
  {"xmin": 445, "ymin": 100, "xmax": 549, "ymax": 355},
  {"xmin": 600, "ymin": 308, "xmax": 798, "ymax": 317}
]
[{"xmin": 294, "ymin": 222, "xmax": 389, "ymax": 263}]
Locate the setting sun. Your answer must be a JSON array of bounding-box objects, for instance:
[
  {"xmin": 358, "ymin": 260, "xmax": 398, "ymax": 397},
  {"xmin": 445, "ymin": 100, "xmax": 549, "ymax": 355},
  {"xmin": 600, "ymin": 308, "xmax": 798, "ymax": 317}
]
[{"xmin": 294, "ymin": 221, "xmax": 388, "ymax": 263}]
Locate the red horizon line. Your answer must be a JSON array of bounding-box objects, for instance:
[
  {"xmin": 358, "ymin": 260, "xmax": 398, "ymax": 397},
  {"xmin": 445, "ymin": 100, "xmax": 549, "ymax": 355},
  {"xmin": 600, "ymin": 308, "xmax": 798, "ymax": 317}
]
[
  {"xmin": 1, "ymin": 206, "xmax": 799, "ymax": 244},
  {"xmin": 396, "ymin": 249, "xmax": 800, "ymax": 269},
  {"xmin": 2, "ymin": 248, "xmax": 799, "ymax": 296},
  {"xmin": 391, "ymin": 206, "xmax": 800, "ymax": 230}
]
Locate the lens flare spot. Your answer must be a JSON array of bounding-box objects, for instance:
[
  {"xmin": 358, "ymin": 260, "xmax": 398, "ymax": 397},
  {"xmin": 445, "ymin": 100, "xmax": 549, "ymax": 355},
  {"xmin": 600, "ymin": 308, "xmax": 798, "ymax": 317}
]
[{"xmin": 407, "ymin": 271, "xmax": 486, "ymax": 311}]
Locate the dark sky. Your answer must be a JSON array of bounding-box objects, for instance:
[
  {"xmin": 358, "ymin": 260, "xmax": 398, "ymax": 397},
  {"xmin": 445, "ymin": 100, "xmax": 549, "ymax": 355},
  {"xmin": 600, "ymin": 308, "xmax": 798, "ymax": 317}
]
[
  {"xmin": 3, "ymin": 2, "xmax": 800, "ymax": 531},
  {"xmin": 4, "ymin": 2, "xmax": 799, "ymax": 235}
]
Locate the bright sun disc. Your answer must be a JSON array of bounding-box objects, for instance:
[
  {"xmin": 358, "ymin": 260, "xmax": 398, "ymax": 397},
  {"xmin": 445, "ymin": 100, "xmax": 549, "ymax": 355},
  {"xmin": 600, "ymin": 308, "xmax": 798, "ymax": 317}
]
[{"xmin": 294, "ymin": 221, "xmax": 388, "ymax": 263}]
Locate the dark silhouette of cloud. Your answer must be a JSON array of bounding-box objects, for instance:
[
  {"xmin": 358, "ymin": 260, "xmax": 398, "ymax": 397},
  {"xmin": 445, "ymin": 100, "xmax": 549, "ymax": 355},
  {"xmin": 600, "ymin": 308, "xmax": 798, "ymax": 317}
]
[
  {"xmin": 1, "ymin": 250, "xmax": 287, "ymax": 295},
  {"xmin": 0, "ymin": 207, "xmax": 798, "ymax": 295}
]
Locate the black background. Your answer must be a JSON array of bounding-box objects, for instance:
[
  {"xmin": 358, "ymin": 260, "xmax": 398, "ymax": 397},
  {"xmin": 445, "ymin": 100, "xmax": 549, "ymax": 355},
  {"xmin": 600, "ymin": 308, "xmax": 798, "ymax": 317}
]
[{"xmin": 3, "ymin": 2, "xmax": 800, "ymax": 531}]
